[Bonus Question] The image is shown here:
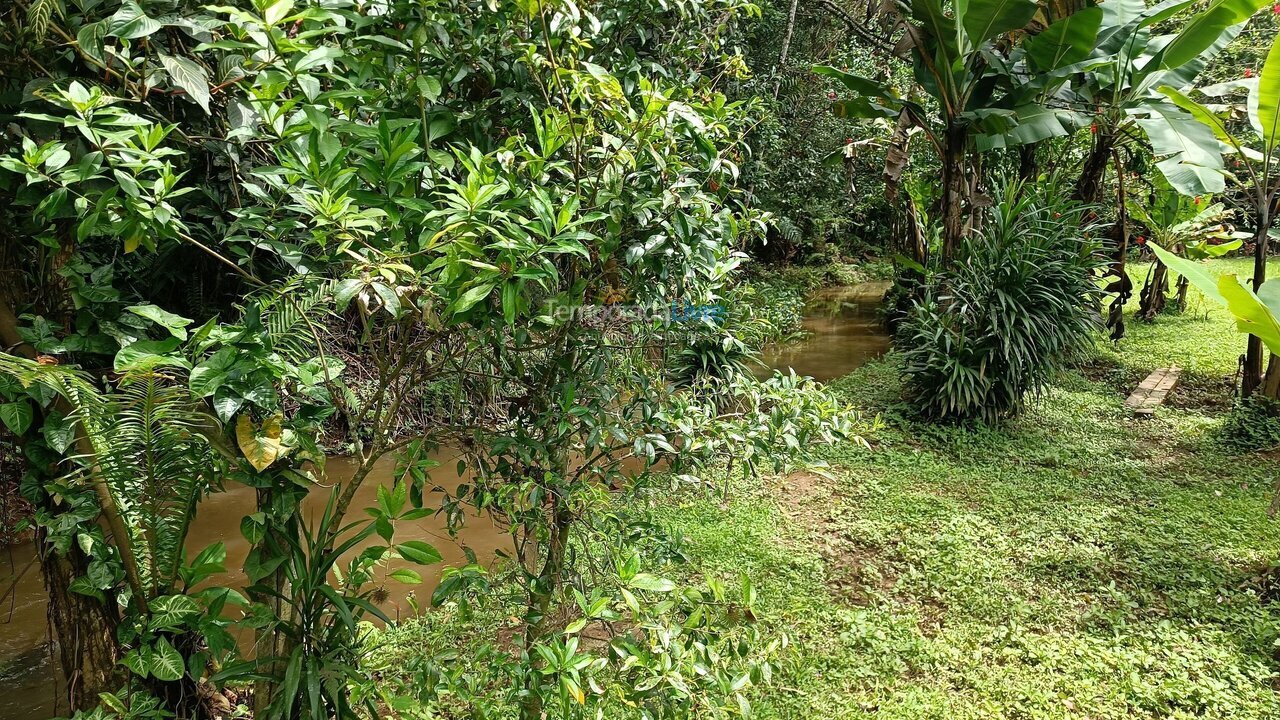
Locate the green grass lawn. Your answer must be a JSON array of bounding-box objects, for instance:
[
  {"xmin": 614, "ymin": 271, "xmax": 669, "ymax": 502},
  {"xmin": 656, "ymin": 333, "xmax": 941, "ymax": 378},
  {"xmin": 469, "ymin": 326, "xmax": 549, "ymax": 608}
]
[{"xmin": 653, "ymin": 257, "xmax": 1280, "ymax": 719}]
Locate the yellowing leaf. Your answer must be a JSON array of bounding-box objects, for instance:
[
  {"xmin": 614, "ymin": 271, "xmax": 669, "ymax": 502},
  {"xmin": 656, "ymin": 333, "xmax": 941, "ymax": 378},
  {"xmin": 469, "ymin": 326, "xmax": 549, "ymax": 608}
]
[
  {"xmin": 236, "ymin": 413, "xmax": 284, "ymax": 472},
  {"xmin": 562, "ymin": 676, "xmax": 585, "ymax": 705}
]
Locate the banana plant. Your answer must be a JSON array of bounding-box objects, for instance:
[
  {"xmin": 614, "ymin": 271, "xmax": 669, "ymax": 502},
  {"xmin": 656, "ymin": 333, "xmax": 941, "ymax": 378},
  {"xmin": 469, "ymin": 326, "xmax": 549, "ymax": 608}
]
[
  {"xmin": 1157, "ymin": 25, "xmax": 1280, "ymax": 396},
  {"xmin": 816, "ymin": 0, "xmax": 1257, "ymax": 267},
  {"xmin": 1071, "ymin": 0, "xmax": 1264, "ymax": 202},
  {"xmin": 1129, "ymin": 176, "xmax": 1245, "ymax": 319},
  {"xmin": 816, "ymin": 0, "xmax": 1047, "ymax": 265},
  {"xmin": 1149, "ymin": 241, "xmax": 1280, "ymax": 397},
  {"xmin": 1052, "ymin": 0, "xmax": 1262, "ymax": 340}
]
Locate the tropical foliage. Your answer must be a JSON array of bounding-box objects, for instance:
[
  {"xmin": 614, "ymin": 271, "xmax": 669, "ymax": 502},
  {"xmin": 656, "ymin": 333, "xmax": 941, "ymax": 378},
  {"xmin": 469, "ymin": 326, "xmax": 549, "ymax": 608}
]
[
  {"xmin": 897, "ymin": 177, "xmax": 1104, "ymax": 422},
  {"xmin": 4, "ymin": 0, "xmax": 1280, "ymax": 718}
]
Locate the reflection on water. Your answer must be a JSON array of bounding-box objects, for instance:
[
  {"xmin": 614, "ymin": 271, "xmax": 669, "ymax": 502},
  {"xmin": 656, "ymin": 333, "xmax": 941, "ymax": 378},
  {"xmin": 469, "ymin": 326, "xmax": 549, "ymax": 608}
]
[
  {"xmin": 0, "ymin": 450, "xmax": 511, "ymax": 720},
  {"xmin": 0, "ymin": 542, "xmax": 61, "ymax": 720},
  {"xmin": 760, "ymin": 281, "xmax": 892, "ymax": 382}
]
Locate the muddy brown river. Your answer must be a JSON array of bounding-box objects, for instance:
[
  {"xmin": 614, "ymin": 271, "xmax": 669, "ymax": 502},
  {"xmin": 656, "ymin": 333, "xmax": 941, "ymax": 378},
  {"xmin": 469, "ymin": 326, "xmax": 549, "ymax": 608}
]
[
  {"xmin": 760, "ymin": 281, "xmax": 891, "ymax": 382},
  {"xmin": 0, "ymin": 281, "xmax": 890, "ymax": 719}
]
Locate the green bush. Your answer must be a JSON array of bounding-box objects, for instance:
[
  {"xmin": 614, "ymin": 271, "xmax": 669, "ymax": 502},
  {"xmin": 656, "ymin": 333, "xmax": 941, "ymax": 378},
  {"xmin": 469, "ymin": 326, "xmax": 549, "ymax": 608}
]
[{"xmin": 897, "ymin": 177, "xmax": 1105, "ymax": 422}]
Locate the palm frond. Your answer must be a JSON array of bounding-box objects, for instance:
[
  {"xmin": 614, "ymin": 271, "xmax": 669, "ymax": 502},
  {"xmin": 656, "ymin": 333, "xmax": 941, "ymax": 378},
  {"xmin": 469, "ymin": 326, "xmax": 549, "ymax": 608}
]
[{"xmin": 0, "ymin": 354, "xmax": 218, "ymax": 593}]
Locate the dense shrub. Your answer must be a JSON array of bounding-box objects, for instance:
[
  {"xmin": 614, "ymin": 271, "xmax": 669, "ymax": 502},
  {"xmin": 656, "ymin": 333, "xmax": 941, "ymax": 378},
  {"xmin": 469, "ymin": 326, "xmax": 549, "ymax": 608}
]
[{"xmin": 897, "ymin": 178, "xmax": 1105, "ymax": 422}]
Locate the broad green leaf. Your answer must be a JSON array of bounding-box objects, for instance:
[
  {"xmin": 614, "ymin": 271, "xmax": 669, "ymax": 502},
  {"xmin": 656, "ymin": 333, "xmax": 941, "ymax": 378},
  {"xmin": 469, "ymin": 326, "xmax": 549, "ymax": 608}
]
[
  {"xmin": 107, "ymin": 1, "xmax": 161, "ymax": 39},
  {"xmin": 263, "ymin": 0, "xmax": 295, "ymax": 26},
  {"xmin": 1159, "ymin": 0, "xmax": 1267, "ymax": 70},
  {"xmin": 1256, "ymin": 31, "xmax": 1280, "ymax": 151},
  {"xmin": 149, "ymin": 637, "xmax": 185, "ymax": 681},
  {"xmin": 334, "ymin": 278, "xmax": 364, "ymax": 311},
  {"xmin": 629, "ymin": 573, "xmax": 676, "ymax": 592},
  {"xmin": 159, "ymin": 54, "xmax": 211, "ymax": 114},
  {"xmin": 397, "ymin": 540, "xmax": 443, "ymax": 565},
  {"xmin": 1150, "ymin": 241, "xmax": 1280, "ymax": 353},
  {"xmin": 77, "ymin": 21, "xmax": 108, "ymax": 64},
  {"xmin": 830, "ymin": 98, "xmax": 899, "ymax": 119},
  {"xmin": 974, "ymin": 105, "xmax": 1083, "ymax": 150},
  {"xmin": 415, "ymin": 75, "xmax": 442, "ymax": 102},
  {"xmin": 909, "ymin": 0, "xmax": 960, "ymax": 91},
  {"xmin": 1219, "ymin": 274, "xmax": 1280, "ymax": 354},
  {"xmin": 960, "ymin": 0, "xmax": 1039, "ymax": 47},
  {"xmin": 114, "ymin": 338, "xmax": 186, "ymax": 371},
  {"xmin": 149, "ymin": 595, "xmax": 201, "ymax": 631},
  {"xmin": 1259, "ymin": 278, "xmax": 1280, "ymax": 317},
  {"xmin": 1134, "ymin": 103, "xmax": 1225, "ymax": 195},
  {"xmin": 190, "ymin": 347, "xmax": 236, "ymax": 398},
  {"xmin": 127, "ymin": 304, "xmax": 193, "ymax": 340},
  {"xmin": 813, "ymin": 66, "xmax": 895, "ymax": 99},
  {"xmin": 1024, "ymin": 7, "xmax": 1103, "ymax": 72},
  {"xmin": 41, "ymin": 411, "xmax": 76, "ymax": 453},
  {"xmin": 446, "ymin": 282, "xmax": 494, "ymax": 316},
  {"xmin": 1158, "ymin": 86, "xmax": 1234, "ymax": 143},
  {"xmin": 0, "ymin": 401, "xmax": 33, "ymax": 436},
  {"xmin": 389, "ymin": 568, "xmax": 422, "ymax": 584},
  {"xmin": 1149, "ymin": 241, "xmax": 1224, "ymax": 304}
]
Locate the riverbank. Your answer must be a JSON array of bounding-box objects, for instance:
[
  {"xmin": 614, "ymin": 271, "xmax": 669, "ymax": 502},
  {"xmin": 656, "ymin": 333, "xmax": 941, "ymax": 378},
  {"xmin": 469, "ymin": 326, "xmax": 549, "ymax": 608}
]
[{"xmin": 649, "ymin": 257, "xmax": 1280, "ymax": 718}]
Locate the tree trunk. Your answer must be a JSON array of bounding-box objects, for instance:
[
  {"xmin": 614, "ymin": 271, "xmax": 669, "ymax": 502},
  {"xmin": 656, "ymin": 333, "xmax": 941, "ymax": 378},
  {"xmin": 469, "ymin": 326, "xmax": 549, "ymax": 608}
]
[
  {"xmin": 39, "ymin": 527, "xmax": 123, "ymax": 711},
  {"xmin": 1073, "ymin": 133, "xmax": 1113, "ymax": 205},
  {"xmin": 520, "ymin": 502, "xmax": 572, "ymax": 720},
  {"xmin": 1243, "ymin": 201, "xmax": 1270, "ymax": 398},
  {"xmin": 1137, "ymin": 258, "xmax": 1169, "ymax": 321},
  {"xmin": 777, "ymin": 0, "xmax": 799, "ymax": 67},
  {"xmin": 1262, "ymin": 353, "xmax": 1280, "ymax": 400},
  {"xmin": 1175, "ymin": 274, "xmax": 1189, "ymax": 310},
  {"xmin": 251, "ymin": 486, "xmax": 296, "ymax": 718},
  {"xmin": 883, "ymin": 111, "xmax": 921, "ymax": 265},
  {"xmin": 1018, "ymin": 143, "xmax": 1038, "ymax": 183},
  {"xmin": 1096, "ymin": 148, "xmax": 1133, "ymax": 340},
  {"xmin": 940, "ymin": 123, "xmax": 967, "ymax": 266}
]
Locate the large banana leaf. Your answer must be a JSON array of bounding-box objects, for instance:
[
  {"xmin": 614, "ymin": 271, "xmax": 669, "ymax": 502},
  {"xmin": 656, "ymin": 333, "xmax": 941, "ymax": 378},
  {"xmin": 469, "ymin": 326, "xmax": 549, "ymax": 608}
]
[
  {"xmin": 813, "ymin": 66, "xmax": 897, "ymax": 99},
  {"xmin": 973, "ymin": 105, "xmax": 1084, "ymax": 149},
  {"xmin": 958, "ymin": 0, "xmax": 1039, "ymax": 47},
  {"xmin": 907, "ymin": 0, "xmax": 961, "ymax": 98},
  {"xmin": 1256, "ymin": 30, "xmax": 1280, "ymax": 151},
  {"xmin": 815, "ymin": 66, "xmax": 904, "ymax": 120},
  {"xmin": 1133, "ymin": 102, "xmax": 1226, "ymax": 195},
  {"xmin": 1159, "ymin": 85, "xmax": 1235, "ymax": 143},
  {"xmin": 1024, "ymin": 7, "xmax": 1103, "ymax": 72},
  {"xmin": 1158, "ymin": 0, "xmax": 1268, "ymax": 69},
  {"xmin": 1150, "ymin": 241, "xmax": 1280, "ymax": 354}
]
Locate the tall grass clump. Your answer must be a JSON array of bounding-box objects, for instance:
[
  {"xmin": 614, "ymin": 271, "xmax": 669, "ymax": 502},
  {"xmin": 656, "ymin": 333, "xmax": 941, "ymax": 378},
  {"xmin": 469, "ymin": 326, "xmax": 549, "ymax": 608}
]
[{"xmin": 897, "ymin": 176, "xmax": 1105, "ymax": 422}]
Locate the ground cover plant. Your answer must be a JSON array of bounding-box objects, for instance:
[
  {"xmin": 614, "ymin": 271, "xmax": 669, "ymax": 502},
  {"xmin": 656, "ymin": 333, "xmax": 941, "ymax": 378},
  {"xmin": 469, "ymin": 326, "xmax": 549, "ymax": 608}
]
[{"xmin": 634, "ymin": 258, "xmax": 1280, "ymax": 719}]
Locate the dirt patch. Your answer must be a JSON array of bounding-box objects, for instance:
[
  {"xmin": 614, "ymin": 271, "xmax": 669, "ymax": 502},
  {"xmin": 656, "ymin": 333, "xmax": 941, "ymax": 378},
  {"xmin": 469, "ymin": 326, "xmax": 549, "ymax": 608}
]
[
  {"xmin": 773, "ymin": 471, "xmax": 837, "ymax": 523},
  {"xmin": 1164, "ymin": 372, "xmax": 1236, "ymax": 413},
  {"xmin": 772, "ymin": 471, "xmax": 899, "ymax": 606}
]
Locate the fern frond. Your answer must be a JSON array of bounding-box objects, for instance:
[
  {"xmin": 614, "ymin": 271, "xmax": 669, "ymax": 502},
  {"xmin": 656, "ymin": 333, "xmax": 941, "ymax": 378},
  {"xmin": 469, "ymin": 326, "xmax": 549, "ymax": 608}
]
[{"xmin": 255, "ymin": 276, "xmax": 338, "ymax": 362}]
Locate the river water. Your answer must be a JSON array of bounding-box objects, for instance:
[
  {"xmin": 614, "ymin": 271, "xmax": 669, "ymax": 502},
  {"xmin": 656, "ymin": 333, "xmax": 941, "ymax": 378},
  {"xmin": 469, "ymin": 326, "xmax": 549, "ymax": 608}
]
[
  {"xmin": 0, "ymin": 281, "xmax": 891, "ymax": 719},
  {"xmin": 759, "ymin": 281, "xmax": 892, "ymax": 382}
]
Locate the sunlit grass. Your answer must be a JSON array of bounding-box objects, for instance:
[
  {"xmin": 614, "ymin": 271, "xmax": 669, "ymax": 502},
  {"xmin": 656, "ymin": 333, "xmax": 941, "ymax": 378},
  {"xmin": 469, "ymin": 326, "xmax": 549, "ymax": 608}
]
[{"xmin": 652, "ymin": 258, "xmax": 1280, "ymax": 719}]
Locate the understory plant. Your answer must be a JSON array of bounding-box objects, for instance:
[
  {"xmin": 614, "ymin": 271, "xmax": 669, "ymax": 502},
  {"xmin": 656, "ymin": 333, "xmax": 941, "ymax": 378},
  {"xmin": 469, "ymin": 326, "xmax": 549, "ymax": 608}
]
[
  {"xmin": 0, "ymin": 0, "xmax": 856, "ymax": 717},
  {"xmin": 897, "ymin": 176, "xmax": 1104, "ymax": 422},
  {"xmin": 1130, "ymin": 176, "xmax": 1244, "ymax": 320}
]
